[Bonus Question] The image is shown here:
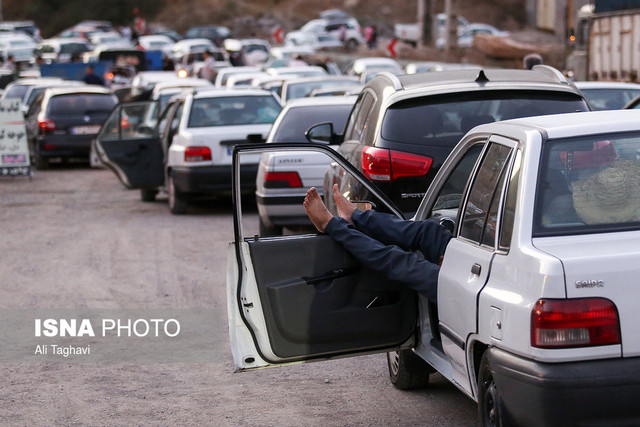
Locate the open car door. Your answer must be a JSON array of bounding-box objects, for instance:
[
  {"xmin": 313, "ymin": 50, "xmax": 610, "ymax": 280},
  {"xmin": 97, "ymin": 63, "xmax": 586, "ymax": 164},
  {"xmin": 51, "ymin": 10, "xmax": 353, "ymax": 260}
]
[
  {"xmin": 95, "ymin": 101, "xmax": 164, "ymax": 189},
  {"xmin": 228, "ymin": 143, "xmax": 418, "ymax": 371}
]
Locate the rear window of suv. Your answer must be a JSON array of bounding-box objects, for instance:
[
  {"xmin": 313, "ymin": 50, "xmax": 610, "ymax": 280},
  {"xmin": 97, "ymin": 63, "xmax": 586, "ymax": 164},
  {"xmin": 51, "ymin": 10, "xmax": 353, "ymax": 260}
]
[
  {"xmin": 48, "ymin": 94, "xmax": 117, "ymax": 115},
  {"xmin": 534, "ymin": 131, "xmax": 640, "ymax": 236},
  {"xmin": 381, "ymin": 90, "xmax": 589, "ymax": 148}
]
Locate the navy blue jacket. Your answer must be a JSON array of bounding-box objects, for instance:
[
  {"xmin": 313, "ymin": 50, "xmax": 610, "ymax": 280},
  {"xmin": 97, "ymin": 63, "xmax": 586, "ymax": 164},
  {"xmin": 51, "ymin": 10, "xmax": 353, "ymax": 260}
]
[{"xmin": 324, "ymin": 209, "xmax": 452, "ymax": 302}]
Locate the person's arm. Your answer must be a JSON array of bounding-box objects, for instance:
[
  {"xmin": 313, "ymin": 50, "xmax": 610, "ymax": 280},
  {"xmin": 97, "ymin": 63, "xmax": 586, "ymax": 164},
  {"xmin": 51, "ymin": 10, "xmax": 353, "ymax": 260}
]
[
  {"xmin": 350, "ymin": 209, "xmax": 451, "ymax": 264},
  {"xmin": 324, "ymin": 217, "xmax": 440, "ymax": 302}
]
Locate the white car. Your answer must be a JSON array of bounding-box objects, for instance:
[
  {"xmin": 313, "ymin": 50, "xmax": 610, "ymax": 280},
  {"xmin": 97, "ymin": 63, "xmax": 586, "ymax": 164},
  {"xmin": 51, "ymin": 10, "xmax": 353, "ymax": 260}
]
[
  {"xmin": 286, "ymin": 17, "xmax": 365, "ymax": 51},
  {"xmin": 95, "ymin": 88, "xmax": 282, "ymax": 214},
  {"xmin": 0, "ymin": 32, "xmax": 38, "ymax": 63},
  {"xmin": 437, "ymin": 23, "xmax": 509, "ymax": 49},
  {"xmin": 213, "ymin": 66, "xmax": 262, "ymax": 88},
  {"xmin": 36, "ymin": 37, "xmax": 91, "ymax": 63},
  {"xmin": 136, "ymin": 35, "xmax": 176, "ymax": 58},
  {"xmin": 130, "ymin": 71, "xmax": 181, "ymax": 97},
  {"xmin": 266, "ymin": 65, "xmax": 328, "ymax": 79},
  {"xmin": 279, "ymin": 76, "xmax": 360, "ymax": 103},
  {"xmin": 256, "ymin": 95, "xmax": 357, "ymax": 234},
  {"xmin": 228, "ymin": 108, "xmax": 640, "ymax": 425},
  {"xmin": 574, "ymin": 81, "xmax": 640, "ymax": 110},
  {"xmin": 345, "ymin": 57, "xmax": 403, "ymax": 77},
  {"xmin": 171, "ymin": 38, "xmax": 216, "ymax": 61}
]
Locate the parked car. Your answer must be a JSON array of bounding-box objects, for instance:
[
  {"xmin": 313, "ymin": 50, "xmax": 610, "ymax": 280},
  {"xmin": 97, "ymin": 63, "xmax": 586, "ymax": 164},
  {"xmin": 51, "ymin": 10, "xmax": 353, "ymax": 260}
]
[
  {"xmin": 95, "ymin": 88, "xmax": 282, "ymax": 214},
  {"xmin": 183, "ymin": 26, "xmax": 231, "ymax": 47},
  {"xmin": 25, "ymin": 86, "xmax": 118, "ymax": 168},
  {"xmin": 279, "ymin": 75, "xmax": 360, "ymax": 103},
  {"xmin": 20, "ymin": 80, "xmax": 87, "ymax": 115},
  {"xmin": 307, "ymin": 66, "xmax": 591, "ymax": 217},
  {"xmin": 404, "ymin": 61, "xmax": 481, "ymax": 74},
  {"xmin": 286, "ymin": 17, "xmax": 365, "ymax": 51},
  {"xmin": 0, "ymin": 32, "xmax": 38, "ymax": 63},
  {"xmin": 130, "ymin": 71, "xmax": 181, "ymax": 98},
  {"xmin": 0, "ymin": 20, "xmax": 41, "ymax": 41},
  {"xmin": 88, "ymin": 31, "xmax": 131, "ymax": 48},
  {"xmin": 175, "ymin": 48, "xmax": 230, "ymax": 79},
  {"xmin": 213, "ymin": 66, "xmax": 262, "ymax": 88},
  {"xmin": 36, "ymin": 37, "xmax": 91, "ymax": 63},
  {"xmin": 437, "ymin": 23, "xmax": 509, "ymax": 49},
  {"xmin": 228, "ymin": 108, "xmax": 640, "ymax": 426},
  {"xmin": 171, "ymin": 38, "xmax": 216, "ymax": 63},
  {"xmin": 266, "ymin": 65, "xmax": 328, "ymax": 79},
  {"xmin": 256, "ymin": 95, "xmax": 357, "ymax": 234},
  {"xmin": 345, "ymin": 57, "xmax": 403, "ymax": 77},
  {"xmin": 574, "ymin": 81, "xmax": 640, "ymax": 110},
  {"xmin": 2, "ymin": 77, "xmax": 64, "ymax": 103},
  {"xmin": 135, "ymin": 35, "xmax": 175, "ymax": 57}
]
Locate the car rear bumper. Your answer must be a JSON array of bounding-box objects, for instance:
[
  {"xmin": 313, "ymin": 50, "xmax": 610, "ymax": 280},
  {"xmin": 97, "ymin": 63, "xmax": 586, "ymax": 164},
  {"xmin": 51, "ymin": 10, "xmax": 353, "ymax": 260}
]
[
  {"xmin": 37, "ymin": 135, "xmax": 95, "ymax": 158},
  {"xmin": 171, "ymin": 164, "xmax": 258, "ymax": 196},
  {"xmin": 489, "ymin": 347, "xmax": 640, "ymax": 426}
]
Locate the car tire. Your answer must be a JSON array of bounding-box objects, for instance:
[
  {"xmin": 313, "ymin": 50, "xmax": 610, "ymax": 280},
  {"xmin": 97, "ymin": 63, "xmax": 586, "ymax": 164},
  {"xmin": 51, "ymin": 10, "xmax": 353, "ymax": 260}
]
[
  {"xmin": 346, "ymin": 38, "xmax": 359, "ymax": 52},
  {"xmin": 33, "ymin": 145, "xmax": 49, "ymax": 170},
  {"xmin": 387, "ymin": 349, "xmax": 433, "ymax": 390},
  {"xmin": 140, "ymin": 189, "xmax": 158, "ymax": 202},
  {"xmin": 168, "ymin": 173, "xmax": 188, "ymax": 215},
  {"xmin": 259, "ymin": 218, "xmax": 283, "ymax": 236},
  {"xmin": 478, "ymin": 351, "xmax": 508, "ymax": 427}
]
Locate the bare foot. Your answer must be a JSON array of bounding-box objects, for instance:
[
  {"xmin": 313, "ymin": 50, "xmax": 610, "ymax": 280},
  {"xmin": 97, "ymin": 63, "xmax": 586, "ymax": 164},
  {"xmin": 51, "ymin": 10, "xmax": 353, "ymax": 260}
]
[
  {"xmin": 303, "ymin": 187, "xmax": 333, "ymax": 232},
  {"xmin": 333, "ymin": 184, "xmax": 356, "ymax": 223}
]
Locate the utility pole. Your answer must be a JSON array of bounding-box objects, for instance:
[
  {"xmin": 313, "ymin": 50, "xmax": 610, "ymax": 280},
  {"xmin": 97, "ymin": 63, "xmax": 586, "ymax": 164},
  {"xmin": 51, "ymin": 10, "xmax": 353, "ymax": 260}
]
[{"xmin": 419, "ymin": 0, "xmax": 432, "ymax": 47}]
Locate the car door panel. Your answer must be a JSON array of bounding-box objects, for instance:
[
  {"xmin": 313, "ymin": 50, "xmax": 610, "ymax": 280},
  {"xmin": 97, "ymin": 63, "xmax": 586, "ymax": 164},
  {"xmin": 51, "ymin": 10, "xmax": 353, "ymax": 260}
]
[
  {"xmin": 230, "ymin": 143, "xmax": 415, "ymax": 370},
  {"xmin": 95, "ymin": 101, "xmax": 164, "ymax": 189},
  {"xmin": 247, "ymin": 235, "xmax": 417, "ymax": 359}
]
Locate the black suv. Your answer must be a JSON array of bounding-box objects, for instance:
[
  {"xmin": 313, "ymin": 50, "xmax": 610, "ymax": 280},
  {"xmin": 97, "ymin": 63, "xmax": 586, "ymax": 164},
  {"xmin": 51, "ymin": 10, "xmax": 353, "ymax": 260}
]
[
  {"xmin": 25, "ymin": 86, "xmax": 118, "ymax": 169},
  {"xmin": 309, "ymin": 65, "xmax": 590, "ymax": 217}
]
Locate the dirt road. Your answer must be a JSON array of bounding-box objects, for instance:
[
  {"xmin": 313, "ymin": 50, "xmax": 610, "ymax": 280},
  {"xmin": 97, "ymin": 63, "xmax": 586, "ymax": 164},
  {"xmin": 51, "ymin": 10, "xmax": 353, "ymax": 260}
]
[{"xmin": 0, "ymin": 165, "xmax": 477, "ymax": 426}]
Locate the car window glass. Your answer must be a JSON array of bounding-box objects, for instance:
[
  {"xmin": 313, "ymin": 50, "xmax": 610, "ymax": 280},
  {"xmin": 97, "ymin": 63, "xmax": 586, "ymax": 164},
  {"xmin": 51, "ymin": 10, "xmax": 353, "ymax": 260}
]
[
  {"xmin": 48, "ymin": 94, "xmax": 116, "ymax": 115},
  {"xmin": 460, "ymin": 143, "xmax": 512, "ymax": 245},
  {"xmin": 534, "ymin": 132, "xmax": 640, "ymax": 236},
  {"xmin": 270, "ymin": 104, "xmax": 352, "ymax": 143},
  {"xmin": 169, "ymin": 102, "xmax": 184, "ymax": 135},
  {"xmin": 188, "ymin": 95, "xmax": 281, "ymax": 127},
  {"xmin": 344, "ymin": 90, "xmax": 375, "ymax": 142},
  {"xmin": 499, "ymin": 149, "xmax": 521, "ymax": 250},
  {"xmin": 380, "ymin": 91, "xmax": 589, "ymax": 149},
  {"xmin": 428, "ymin": 143, "xmax": 484, "ymax": 222},
  {"xmin": 481, "ymin": 164, "xmax": 508, "ymax": 248},
  {"xmin": 100, "ymin": 107, "xmax": 121, "ymax": 140}
]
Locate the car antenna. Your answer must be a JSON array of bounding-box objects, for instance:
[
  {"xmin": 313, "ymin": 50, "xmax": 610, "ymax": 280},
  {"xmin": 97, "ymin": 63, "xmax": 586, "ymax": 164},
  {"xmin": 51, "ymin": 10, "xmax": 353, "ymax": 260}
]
[{"xmin": 475, "ymin": 69, "xmax": 490, "ymax": 84}]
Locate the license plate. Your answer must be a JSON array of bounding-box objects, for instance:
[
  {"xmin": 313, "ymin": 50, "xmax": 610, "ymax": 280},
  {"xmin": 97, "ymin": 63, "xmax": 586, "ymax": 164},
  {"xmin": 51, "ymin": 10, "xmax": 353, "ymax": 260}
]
[{"xmin": 70, "ymin": 125, "xmax": 101, "ymax": 135}]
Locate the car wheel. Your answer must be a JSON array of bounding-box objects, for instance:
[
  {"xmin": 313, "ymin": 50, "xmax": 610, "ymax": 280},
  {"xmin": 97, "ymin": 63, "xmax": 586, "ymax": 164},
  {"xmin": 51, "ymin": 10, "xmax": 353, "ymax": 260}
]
[
  {"xmin": 387, "ymin": 349, "xmax": 433, "ymax": 390},
  {"xmin": 259, "ymin": 218, "xmax": 283, "ymax": 236},
  {"xmin": 346, "ymin": 38, "xmax": 359, "ymax": 52},
  {"xmin": 140, "ymin": 189, "xmax": 158, "ymax": 202},
  {"xmin": 33, "ymin": 145, "xmax": 49, "ymax": 170},
  {"xmin": 168, "ymin": 173, "xmax": 188, "ymax": 215},
  {"xmin": 478, "ymin": 351, "xmax": 508, "ymax": 427}
]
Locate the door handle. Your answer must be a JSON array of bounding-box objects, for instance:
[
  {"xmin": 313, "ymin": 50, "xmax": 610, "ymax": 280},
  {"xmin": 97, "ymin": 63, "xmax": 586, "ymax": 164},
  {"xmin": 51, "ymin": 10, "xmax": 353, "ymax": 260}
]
[{"xmin": 471, "ymin": 263, "xmax": 481, "ymax": 275}]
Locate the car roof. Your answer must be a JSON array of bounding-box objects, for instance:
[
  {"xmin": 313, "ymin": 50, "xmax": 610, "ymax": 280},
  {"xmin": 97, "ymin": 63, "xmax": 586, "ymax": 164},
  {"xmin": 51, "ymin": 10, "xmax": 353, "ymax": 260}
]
[
  {"xmin": 574, "ymin": 81, "xmax": 640, "ymax": 89},
  {"xmin": 189, "ymin": 88, "xmax": 276, "ymax": 99},
  {"xmin": 44, "ymin": 86, "xmax": 114, "ymax": 96},
  {"xmin": 394, "ymin": 66, "xmax": 578, "ymax": 93},
  {"xmin": 474, "ymin": 109, "xmax": 640, "ymax": 140},
  {"xmin": 284, "ymin": 95, "xmax": 358, "ymax": 109},
  {"xmin": 284, "ymin": 75, "xmax": 360, "ymax": 85}
]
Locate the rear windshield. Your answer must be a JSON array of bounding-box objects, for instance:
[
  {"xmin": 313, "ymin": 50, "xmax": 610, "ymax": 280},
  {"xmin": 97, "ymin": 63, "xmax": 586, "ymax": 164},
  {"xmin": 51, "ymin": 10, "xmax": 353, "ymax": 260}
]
[
  {"xmin": 60, "ymin": 43, "xmax": 89, "ymax": 54},
  {"xmin": 3, "ymin": 84, "xmax": 29, "ymax": 101},
  {"xmin": 188, "ymin": 95, "xmax": 281, "ymax": 127},
  {"xmin": 579, "ymin": 88, "xmax": 640, "ymax": 110},
  {"xmin": 270, "ymin": 104, "xmax": 353, "ymax": 142},
  {"xmin": 48, "ymin": 94, "xmax": 117, "ymax": 115},
  {"xmin": 534, "ymin": 132, "xmax": 640, "ymax": 236},
  {"xmin": 381, "ymin": 91, "xmax": 589, "ymax": 148}
]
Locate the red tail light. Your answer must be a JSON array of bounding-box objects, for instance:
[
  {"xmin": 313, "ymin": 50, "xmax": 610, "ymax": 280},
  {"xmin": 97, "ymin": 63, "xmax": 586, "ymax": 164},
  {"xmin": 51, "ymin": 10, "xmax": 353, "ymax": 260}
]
[
  {"xmin": 264, "ymin": 171, "xmax": 302, "ymax": 188},
  {"xmin": 184, "ymin": 146, "xmax": 212, "ymax": 162},
  {"xmin": 361, "ymin": 147, "xmax": 433, "ymax": 182},
  {"xmin": 38, "ymin": 119, "xmax": 56, "ymax": 132},
  {"xmin": 531, "ymin": 298, "xmax": 621, "ymax": 348}
]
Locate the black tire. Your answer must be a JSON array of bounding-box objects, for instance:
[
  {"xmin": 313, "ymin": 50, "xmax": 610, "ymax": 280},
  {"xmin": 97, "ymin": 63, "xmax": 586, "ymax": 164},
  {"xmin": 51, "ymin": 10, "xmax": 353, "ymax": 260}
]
[
  {"xmin": 259, "ymin": 218, "xmax": 282, "ymax": 236},
  {"xmin": 168, "ymin": 174, "xmax": 188, "ymax": 215},
  {"xmin": 140, "ymin": 189, "xmax": 158, "ymax": 202},
  {"xmin": 387, "ymin": 349, "xmax": 433, "ymax": 390},
  {"xmin": 33, "ymin": 145, "xmax": 49, "ymax": 170},
  {"xmin": 346, "ymin": 38, "xmax": 359, "ymax": 52},
  {"xmin": 478, "ymin": 351, "xmax": 509, "ymax": 427}
]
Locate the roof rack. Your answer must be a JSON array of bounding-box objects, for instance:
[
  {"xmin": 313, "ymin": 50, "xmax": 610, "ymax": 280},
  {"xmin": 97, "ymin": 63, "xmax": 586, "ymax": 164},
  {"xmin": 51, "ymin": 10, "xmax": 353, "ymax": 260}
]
[
  {"xmin": 531, "ymin": 65, "xmax": 571, "ymax": 85},
  {"xmin": 377, "ymin": 71, "xmax": 403, "ymax": 90}
]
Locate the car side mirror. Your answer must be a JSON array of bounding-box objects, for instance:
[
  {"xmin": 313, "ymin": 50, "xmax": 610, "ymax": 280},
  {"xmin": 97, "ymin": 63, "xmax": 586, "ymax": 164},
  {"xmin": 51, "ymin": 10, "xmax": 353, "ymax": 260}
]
[{"xmin": 305, "ymin": 122, "xmax": 344, "ymax": 145}]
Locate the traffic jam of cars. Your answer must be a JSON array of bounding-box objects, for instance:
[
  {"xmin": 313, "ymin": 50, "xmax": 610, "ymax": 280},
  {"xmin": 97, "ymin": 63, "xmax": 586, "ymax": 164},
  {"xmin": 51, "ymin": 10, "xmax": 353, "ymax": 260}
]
[{"xmin": 3, "ymin": 3, "xmax": 640, "ymax": 425}]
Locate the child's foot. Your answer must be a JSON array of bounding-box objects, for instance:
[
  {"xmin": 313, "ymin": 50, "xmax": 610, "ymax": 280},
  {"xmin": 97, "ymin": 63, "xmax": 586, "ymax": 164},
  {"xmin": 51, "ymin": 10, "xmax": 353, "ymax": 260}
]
[
  {"xmin": 333, "ymin": 184, "xmax": 356, "ymax": 223},
  {"xmin": 303, "ymin": 187, "xmax": 333, "ymax": 232}
]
